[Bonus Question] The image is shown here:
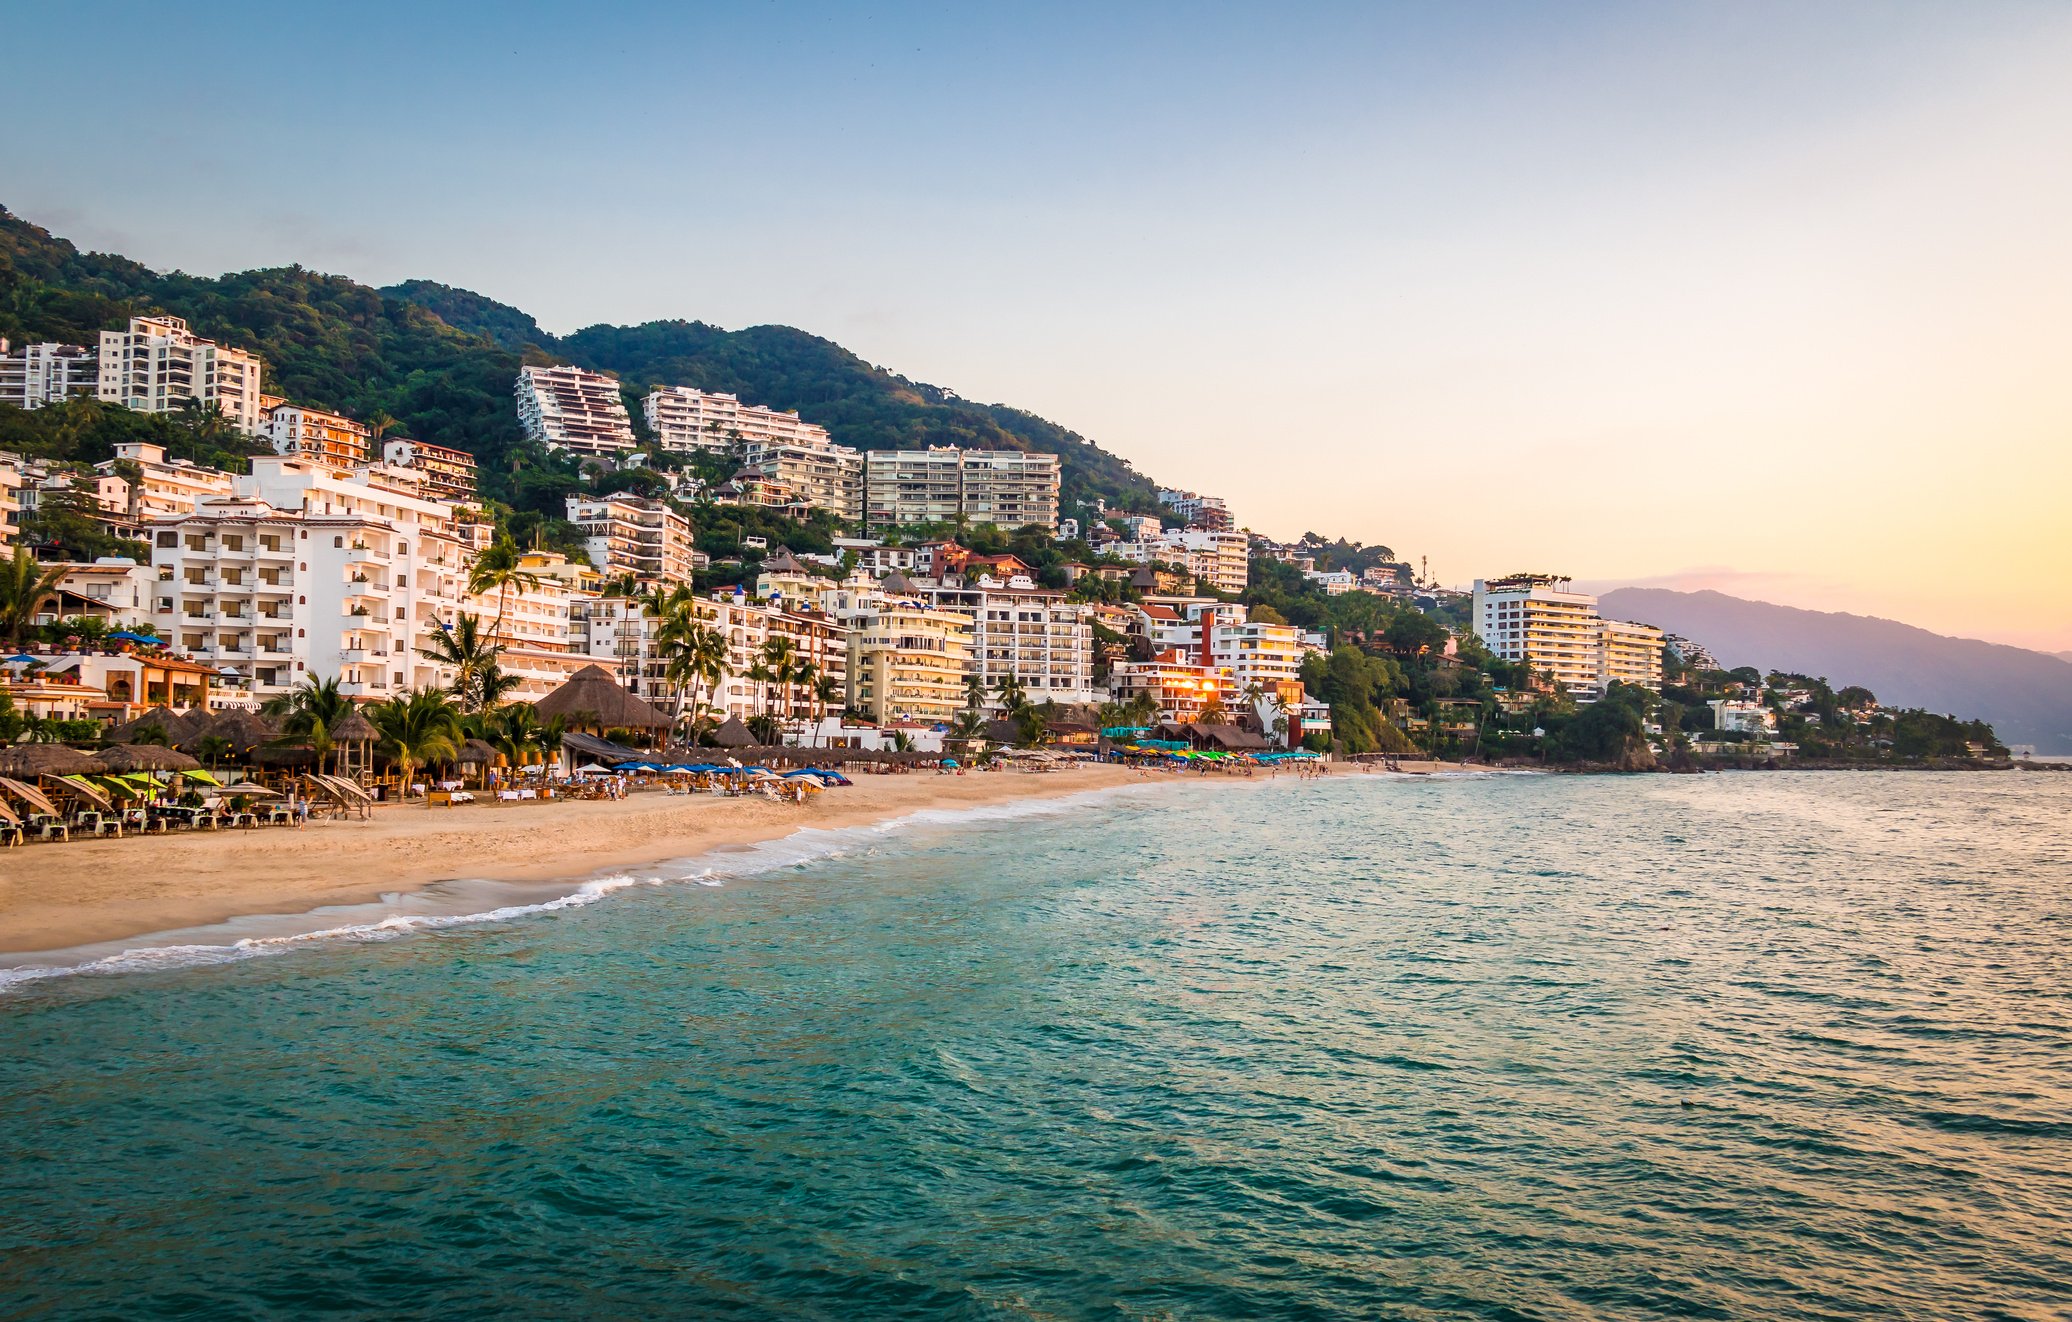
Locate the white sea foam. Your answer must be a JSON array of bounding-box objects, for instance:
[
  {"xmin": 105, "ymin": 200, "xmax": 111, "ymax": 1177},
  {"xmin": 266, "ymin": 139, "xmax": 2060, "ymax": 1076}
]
[{"xmin": 0, "ymin": 779, "xmax": 1164, "ymax": 993}]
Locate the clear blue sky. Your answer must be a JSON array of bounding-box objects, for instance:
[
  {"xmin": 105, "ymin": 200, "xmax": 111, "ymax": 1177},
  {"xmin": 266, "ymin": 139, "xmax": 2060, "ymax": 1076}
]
[{"xmin": 4, "ymin": 1, "xmax": 2069, "ymax": 647}]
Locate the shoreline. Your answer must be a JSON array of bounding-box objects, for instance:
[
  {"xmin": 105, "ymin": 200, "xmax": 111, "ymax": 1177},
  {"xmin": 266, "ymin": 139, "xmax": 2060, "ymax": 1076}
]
[{"xmin": 0, "ymin": 766, "xmax": 1159, "ymax": 962}]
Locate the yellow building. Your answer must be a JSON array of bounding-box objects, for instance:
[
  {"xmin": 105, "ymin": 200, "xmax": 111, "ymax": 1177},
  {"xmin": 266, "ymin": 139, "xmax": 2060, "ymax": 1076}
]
[
  {"xmin": 847, "ymin": 602, "xmax": 972, "ymax": 723},
  {"xmin": 1598, "ymin": 618, "xmax": 1665, "ymax": 691}
]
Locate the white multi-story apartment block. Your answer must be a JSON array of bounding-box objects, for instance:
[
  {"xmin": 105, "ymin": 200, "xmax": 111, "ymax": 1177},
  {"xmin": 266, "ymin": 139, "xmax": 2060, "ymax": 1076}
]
[
  {"xmin": 516, "ymin": 364, "xmax": 636, "ymax": 456},
  {"xmin": 98, "ymin": 316, "xmax": 266, "ymax": 435},
  {"xmin": 644, "ymin": 385, "xmax": 832, "ymax": 453},
  {"xmin": 1708, "ymin": 699, "xmax": 1777, "ymax": 735},
  {"xmin": 450, "ymin": 549, "xmax": 596, "ymax": 700},
  {"xmin": 577, "ymin": 591, "xmax": 848, "ymax": 724},
  {"xmin": 382, "ymin": 438, "xmax": 479, "ymax": 504},
  {"xmin": 1156, "ymin": 488, "xmax": 1233, "ymax": 531},
  {"xmin": 848, "ymin": 601, "xmax": 972, "ymax": 723},
  {"xmin": 149, "ymin": 456, "xmax": 470, "ymax": 701},
  {"xmin": 265, "ymin": 403, "xmax": 370, "ymax": 470},
  {"xmin": 915, "ymin": 576, "xmax": 1097, "ymax": 705},
  {"xmin": 864, "ymin": 447, "xmax": 1059, "ymax": 532},
  {"xmin": 95, "ymin": 442, "xmax": 235, "ymax": 524},
  {"xmin": 1108, "ymin": 649, "xmax": 1225, "ymax": 723},
  {"xmin": 0, "ymin": 452, "xmax": 21, "ymax": 546},
  {"xmin": 0, "ymin": 339, "xmax": 98, "ymax": 409},
  {"xmin": 1472, "ymin": 574, "xmax": 1663, "ymax": 698},
  {"xmin": 565, "ymin": 494, "xmax": 697, "ymax": 586},
  {"xmin": 1113, "ymin": 528, "xmax": 1249, "ymax": 593},
  {"xmin": 1204, "ymin": 608, "xmax": 1306, "ymax": 705},
  {"xmin": 736, "ymin": 437, "xmax": 863, "ymax": 523}
]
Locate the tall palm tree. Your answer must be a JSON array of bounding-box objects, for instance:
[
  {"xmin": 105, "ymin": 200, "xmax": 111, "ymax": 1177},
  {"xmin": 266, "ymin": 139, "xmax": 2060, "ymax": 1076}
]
[
  {"xmin": 963, "ymin": 672, "xmax": 988, "ymax": 712},
  {"xmin": 466, "ymin": 536, "xmax": 539, "ymax": 639},
  {"xmin": 371, "ymin": 688, "xmax": 462, "ymax": 803},
  {"xmin": 265, "ymin": 675, "xmax": 351, "ymax": 774},
  {"xmin": 364, "ymin": 410, "xmax": 401, "ymax": 447},
  {"xmin": 197, "ymin": 734, "xmax": 233, "ymax": 772},
  {"xmin": 415, "ymin": 612, "xmax": 505, "ymax": 713},
  {"xmin": 0, "ymin": 546, "xmax": 65, "ymax": 645},
  {"xmin": 811, "ymin": 672, "xmax": 841, "ymax": 748},
  {"xmin": 759, "ymin": 636, "xmax": 800, "ymax": 724}
]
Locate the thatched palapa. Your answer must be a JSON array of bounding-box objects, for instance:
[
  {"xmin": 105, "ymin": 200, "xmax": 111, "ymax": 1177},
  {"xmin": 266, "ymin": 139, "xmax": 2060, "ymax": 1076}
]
[
  {"xmin": 0, "ymin": 744, "xmax": 104, "ymax": 777},
  {"xmin": 708, "ymin": 716, "xmax": 757, "ymax": 748},
  {"xmin": 531, "ymin": 665, "xmax": 671, "ymax": 731},
  {"xmin": 94, "ymin": 744, "xmax": 202, "ymax": 773}
]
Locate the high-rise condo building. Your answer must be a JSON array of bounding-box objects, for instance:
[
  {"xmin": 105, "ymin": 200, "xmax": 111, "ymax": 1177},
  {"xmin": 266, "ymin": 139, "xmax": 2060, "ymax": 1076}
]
[
  {"xmin": 265, "ymin": 403, "xmax": 370, "ymax": 470},
  {"xmin": 864, "ymin": 447, "xmax": 1059, "ymax": 532},
  {"xmin": 1472, "ymin": 574, "xmax": 1664, "ymax": 697},
  {"xmin": 644, "ymin": 386, "xmax": 831, "ymax": 453},
  {"xmin": 737, "ymin": 437, "xmax": 864, "ymax": 523},
  {"xmin": 0, "ymin": 339, "xmax": 98, "ymax": 409},
  {"xmin": 1156, "ymin": 488, "xmax": 1234, "ymax": 531},
  {"xmin": 915, "ymin": 576, "xmax": 1097, "ymax": 705},
  {"xmin": 516, "ymin": 365, "xmax": 637, "ymax": 456},
  {"xmin": 149, "ymin": 456, "xmax": 471, "ymax": 701},
  {"xmin": 564, "ymin": 494, "xmax": 697, "ymax": 586},
  {"xmin": 98, "ymin": 316, "xmax": 267, "ymax": 435},
  {"xmin": 847, "ymin": 601, "xmax": 973, "ymax": 723},
  {"xmin": 381, "ymin": 438, "xmax": 479, "ymax": 504}
]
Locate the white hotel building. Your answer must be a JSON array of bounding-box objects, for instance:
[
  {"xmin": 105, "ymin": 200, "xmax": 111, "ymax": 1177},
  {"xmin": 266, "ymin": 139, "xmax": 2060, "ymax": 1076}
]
[
  {"xmin": 517, "ymin": 365, "xmax": 637, "ymax": 457},
  {"xmin": 150, "ymin": 456, "xmax": 470, "ymax": 701},
  {"xmin": 0, "ymin": 339, "xmax": 98, "ymax": 409},
  {"xmin": 914, "ymin": 575, "xmax": 1098, "ymax": 706},
  {"xmin": 645, "ymin": 385, "xmax": 833, "ymax": 453},
  {"xmin": 864, "ymin": 447, "xmax": 1060, "ymax": 532},
  {"xmin": 98, "ymin": 316, "xmax": 267, "ymax": 435},
  {"xmin": 736, "ymin": 436, "xmax": 864, "ymax": 523},
  {"xmin": 1472, "ymin": 574, "xmax": 1663, "ymax": 698}
]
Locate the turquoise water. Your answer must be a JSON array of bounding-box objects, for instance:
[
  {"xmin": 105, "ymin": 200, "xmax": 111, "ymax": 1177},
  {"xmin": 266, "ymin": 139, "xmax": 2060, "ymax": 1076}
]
[{"xmin": 3, "ymin": 772, "xmax": 2069, "ymax": 1320}]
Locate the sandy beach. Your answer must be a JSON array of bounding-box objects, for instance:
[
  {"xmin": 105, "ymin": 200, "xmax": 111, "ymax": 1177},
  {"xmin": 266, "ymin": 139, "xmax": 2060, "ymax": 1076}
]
[{"xmin": 0, "ymin": 765, "xmax": 1151, "ymax": 956}]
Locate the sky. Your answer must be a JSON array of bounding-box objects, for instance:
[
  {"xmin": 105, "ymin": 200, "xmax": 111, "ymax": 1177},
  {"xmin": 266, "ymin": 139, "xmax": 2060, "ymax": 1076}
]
[{"xmin": 3, "ymin": 1, "xmax": 2069, "ymax": 650}]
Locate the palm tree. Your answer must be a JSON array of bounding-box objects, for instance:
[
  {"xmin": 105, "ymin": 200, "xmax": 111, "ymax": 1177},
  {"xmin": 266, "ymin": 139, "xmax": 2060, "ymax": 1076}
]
[
  {"xmin": 998, "ymin": 672, "xmax": 1030, "ymax": 718},
  {"xmin": 371, "ymin": 688, "xmax": 462, "ymax": 803},
  {"xmin": 0, "ymin": 546, "xmax": 65, "ymax": 645},
  {"xmin": 415, "ymin": 612, "xmax": 505, "ymax": 713},
  {"xmin": 758, "ymin": 636, "xmax": 799, "ymax": 724},
  {"xmin": 364, "ymin": 410, "xmax": 401, "ymax": 447},
  {"xmin": 466, "ymin": 536, "xmax": 540, "ymax": 639},
  {"xmin": 266, "ymin": 675, "xmax": 351, "ymax": 774},
  {"xmin": 949, "ymin": 708, "xmax": 986, "ymax": 754},
  {"xmin": 963, "ymin": 671, "xmax": 988, "ymax": 713},
  {"xmin": 197, "ymin": 734, "xmax": 233, "ymax": 772},
  {"xmin": 811, "ymin": 673, "xmax": 841, "ymax": 747}
]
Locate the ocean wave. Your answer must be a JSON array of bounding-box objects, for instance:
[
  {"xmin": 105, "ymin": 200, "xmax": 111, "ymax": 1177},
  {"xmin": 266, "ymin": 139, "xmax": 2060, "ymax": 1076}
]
[{"xmin": 0, "ymin": 780, "xmax": 1163, "ymax": 994}]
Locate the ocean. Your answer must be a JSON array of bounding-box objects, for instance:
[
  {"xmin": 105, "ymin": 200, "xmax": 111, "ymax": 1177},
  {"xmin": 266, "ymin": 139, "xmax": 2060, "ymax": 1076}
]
[{"xmin": 2, "ymin": 771, "xmax": 2068, "ymax": 1320}]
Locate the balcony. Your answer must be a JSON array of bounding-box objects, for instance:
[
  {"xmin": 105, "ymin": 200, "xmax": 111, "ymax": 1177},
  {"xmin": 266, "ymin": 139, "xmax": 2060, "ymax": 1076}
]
[{"xmin": 336, "ymin": 681, "xmax": 387, "ymax": 697}]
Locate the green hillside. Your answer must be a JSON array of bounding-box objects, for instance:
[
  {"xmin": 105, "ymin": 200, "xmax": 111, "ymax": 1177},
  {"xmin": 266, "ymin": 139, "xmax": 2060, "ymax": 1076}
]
[{"xmin": 0, "ymin": 204, "xmax": 1164, "ymax": 522}]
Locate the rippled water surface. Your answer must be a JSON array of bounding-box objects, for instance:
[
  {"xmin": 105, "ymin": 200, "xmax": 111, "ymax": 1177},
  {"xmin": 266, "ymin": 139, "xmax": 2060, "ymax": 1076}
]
[{"xmin": 3, "ymin": 772, "xmax": 2070, "ymax": 1320}]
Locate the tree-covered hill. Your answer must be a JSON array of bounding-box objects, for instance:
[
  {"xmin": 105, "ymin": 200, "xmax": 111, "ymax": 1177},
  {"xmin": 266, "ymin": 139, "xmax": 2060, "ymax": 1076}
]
[{"xmin": 0, "ymin": 204, "xmax": 1169, "ymax": 521}]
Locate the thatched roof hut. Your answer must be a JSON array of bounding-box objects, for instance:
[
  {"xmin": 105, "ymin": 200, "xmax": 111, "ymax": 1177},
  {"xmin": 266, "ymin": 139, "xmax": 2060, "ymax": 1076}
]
[
  {"xmin": 250, "ymin": 744, "xmax": 320, "ymax": 768},
  {"xmin": 532, "ymin": 665, "xmax": 671, "ymax": 731},
  {"xmin": 457, "ymin": 738, "xmax": 502, "ymax": 766},
  {"xmin": 106, "ymin": 705, "xmax": 203, "ymax": 745},
  {"xmin": 331, "ymin": 711, "xmax": 379, "ymax": 745},
  {"xmin": 94, "ymin": 743, "xmax": 202, "ymax": 773},
  {"xmin": 206, "ymin": 709, "xmax": 279, "ymax": 754},
  {"xmin": 0, "ymin": 744, "xmax": 104, "ymax": 777},
  {"xmin": 709, "ymin": 716, "xmax": 757, "ymax": 748}
]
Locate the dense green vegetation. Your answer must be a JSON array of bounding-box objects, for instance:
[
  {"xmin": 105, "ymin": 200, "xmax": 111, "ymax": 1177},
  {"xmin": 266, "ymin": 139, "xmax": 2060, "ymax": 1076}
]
[{"xmin": 1, "ymin": 205, "xmax": 1170, "ymax": 536}]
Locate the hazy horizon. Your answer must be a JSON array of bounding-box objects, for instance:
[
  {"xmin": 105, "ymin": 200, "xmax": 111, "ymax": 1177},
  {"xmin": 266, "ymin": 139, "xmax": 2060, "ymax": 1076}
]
[{"xmin": 3, "ymin": 0, "xmax": 2067, "ymax": 649}]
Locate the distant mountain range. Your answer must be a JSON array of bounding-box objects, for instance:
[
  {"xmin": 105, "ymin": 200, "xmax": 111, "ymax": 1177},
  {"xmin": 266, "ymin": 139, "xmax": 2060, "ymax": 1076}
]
[{"xmin": 1601, "ymin": 588, "xmax": 2072, "ymax": 753}]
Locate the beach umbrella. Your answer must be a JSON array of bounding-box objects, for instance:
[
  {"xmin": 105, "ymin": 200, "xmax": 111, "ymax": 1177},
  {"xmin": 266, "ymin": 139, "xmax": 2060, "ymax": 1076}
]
[
  {"xmin": 186, "ymin": 768, "xmax": 226, "ymax": 786},
  {"xmin": 4, "ymin": 653, "xmax": 42, "ymax": 669},
  {"xmin": 0, "ymin": 776, "xmax": 59, "ymax": 817},
  {"xmin": 95, "ymin": 744, "xmax": 201, "ymax": 773},
  {"xmin": 56, "ymin": 775, "xmax": 113, "ymax": 810}
]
